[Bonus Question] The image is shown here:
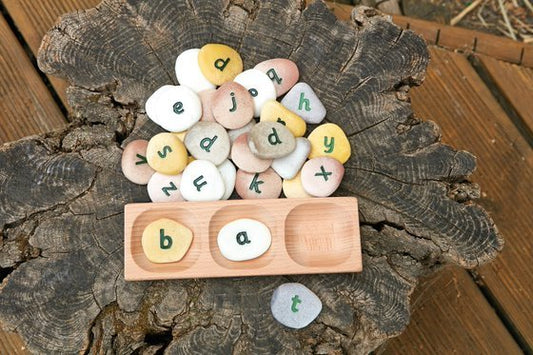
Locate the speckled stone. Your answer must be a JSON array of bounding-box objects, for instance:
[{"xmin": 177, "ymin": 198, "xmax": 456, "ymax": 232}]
[
  {"xmin": 184, "ymin": 122, "xmax": 230, "ymax": 165},
  {"xmin": 271, "ymin": 283, "xmax": 322, "ymax": 329},
  {"xmin": 235, "ymin": 168, "xmax": 282, "ymax": 199},
  {"xmin": 281, "ymin": 82, "xmax": 326, "ymax": 124},
  {"xmin": 248, "ymin": 122, "xmax": 296, "ymax": 159},
  {"xmin": 228, "ymin": 120, "xmax": 256, "ymax": 143}
]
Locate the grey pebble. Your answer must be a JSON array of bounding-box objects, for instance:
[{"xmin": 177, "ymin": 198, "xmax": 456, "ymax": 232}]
[
  {"xmin": 184, "ymin": 122, "xmax": 230, "ymax": 165},
  {"xmin": 248, "ymin": 121, "xmax": 295, "ymax": 159},
  {"xmin": 271, "ymin": 283, "xmax": 322, "ymax": 329},
  {"xmin": 281, "ymin": 82, "xmax": 326, "ymax": 124}
]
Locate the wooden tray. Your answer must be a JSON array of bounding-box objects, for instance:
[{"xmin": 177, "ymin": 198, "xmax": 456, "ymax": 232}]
[{"xmin": 124, "ymin": 197, "xmax": 362, "ymax": 280}]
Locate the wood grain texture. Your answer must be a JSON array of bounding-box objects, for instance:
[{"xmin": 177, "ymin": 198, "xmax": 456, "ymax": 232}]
[
  {"xmin": 406, "ymin": 46, "xmax": 533, "ymax": 351},
  {"xmin": 0, "ymin": 14, "xmax": 65, "ymax": 143},
  {"xmin": 0, "ymin": 1, "xmax": 502, "ymax": 353},
  {"xmin": 477, "ymin": 55, "xmax": 533, "ymax": 139},
  {"xmin": 322, "ymin": 1, "xmax": 532, "ymax": 67},
  {"xmin": 382, "ymin": 267, "xmax": 522, "ymax": 354},
  {"xmin": 1, "ymin": 0, "xmax": 99, "ymax": 106},
  {"xmin": 125, "ymin": 198, "xmax": 361, "ymax": 280}
]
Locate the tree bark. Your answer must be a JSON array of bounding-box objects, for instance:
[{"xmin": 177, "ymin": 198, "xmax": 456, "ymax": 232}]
[{"xmin": 0, "ymin": 1, "xmax": 502, "ymax": 353}]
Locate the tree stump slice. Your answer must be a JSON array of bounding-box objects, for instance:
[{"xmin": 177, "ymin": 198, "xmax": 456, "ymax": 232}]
[{"xmin": 0, "ymin": 1, "xmax": 503, "ymax": 353}]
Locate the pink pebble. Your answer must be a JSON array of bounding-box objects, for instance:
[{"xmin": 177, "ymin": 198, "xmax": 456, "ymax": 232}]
[
  {"xmin": 300, "ymin": 157, "xmax": 344, "ymax": 197},
  {"xmin": 254, "ymin": 58, "xmax": 299, "ymax": 97},
  {"xmin": 198, "ymin": 89, "xmax": 217, "ymax": 122},
  {"xmin": 121, "ymin": 140, "xmax": 155, "ymax": 184},
  {"xmin": 235, "ymin": 168, "xmax": 282, "ymax": 199},
  {"xmin": 212, "ymin": 82, "xmax": 254, "ymax": 129},
  {"xmin": 230, "ymin": 133, "xmax": 272, "ymax": 173}
]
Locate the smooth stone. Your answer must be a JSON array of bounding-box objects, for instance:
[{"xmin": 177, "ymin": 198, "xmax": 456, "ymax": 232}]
[
  {"xmin": 260, "ymin": 100, "xmax": 306, "ymax": 137},
  {"xmin": 145, "ymin": 85, "xmax": 202, "ymax": 132},
  {"xmin": 230, "ymin": 133, "xmax": 272, "ymax": 173},
  {"xmin": 300, "ymin": 157, "xmax": 344, "ymax": 197},
  {"xmin": 228, "ymin": 120, "xmax": 256, "ymax": 143},
  {"xmin": 235, "ymin": 168, "xmax": 281, "ymax": 199},
  {"xmin": 198, "ymin": 89, "xmax": 217, "ymax": 122},
  {"xmin": 271, "ymin": 137, "xmax": 311, "ymax": 180},
  {"xmin": 282, "ymin": 172, "xmax": 312, "ymax": 199},
  {"xmin": 121, "ymin": 140, "xmax": 155, "ymax": 185},
  {"xmin": 308, "ymin": 123, "xmax": 351, "ymax": 164},
  {"xmin": 254, "ymin": 58, "xmax": 299, "ymax": 97},
  {"xmin": 198, "ymin": 43, "xmax": 243, "ymax": 86},
  {"xmin": 212, "ymin": 82, "xmax": 254, "ymax": 129},
  {"xmin": 271, "ymin": 283, "xmax": 322, "ymax": 329},
  {"xmin": 180, "ymin": 160, "xmax": 225, "ymax": 201},
  {"xmin": 146, "ymin": 133, "xmax": 188, "ymax": 175},
  {"xmin": 248, "ymin": 122, "xmax": 296, "ymax": 159},
  {"xmin": 141, "ymin": 218, "xmax": 193, "ymax": 264},
  {"xmin": 234, "ymin": 69, "xmax": 276, "ymax": 117},
  {"xmin": 184, "ymin": 122, "xmax": 230, "ymax": 165},
  {"xmin": 281, "ymin": 82, "xmax": 326, "ymax": 124},
  {"xmin": 217, "ymin": 218, "xmax": 271, "ymax": 261},
  {"xmin": 147, "ymin": 172, "xmax": 184, "ymax": 202},
  {"xmin": 175, "ymin": 48, "xmax": 215, "ymax": 93},
  {"xmin": 218, "ymin": 159, "xmax": 236, "ymax": 200}
]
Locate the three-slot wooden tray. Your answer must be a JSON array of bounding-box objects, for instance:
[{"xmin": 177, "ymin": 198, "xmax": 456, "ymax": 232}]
[{"xmin": 124, "ymin": 197, "xmax": 362, "ymax": 280}]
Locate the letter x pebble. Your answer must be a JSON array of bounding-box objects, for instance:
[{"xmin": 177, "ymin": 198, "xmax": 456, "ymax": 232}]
[{"xmin": 315, "ymin": 165, "xmax": 332, "ymax": 181}]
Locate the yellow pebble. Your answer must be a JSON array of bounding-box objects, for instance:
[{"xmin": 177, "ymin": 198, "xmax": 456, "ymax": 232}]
[
  {"xmin": 172, "ymin": 130, "xmax": 187, "ymax": 142},
  {"xmin": 260, "ymin": 100, "xmax": 306, "ymax": 137},
  {"xmin": 146, "ymin": 133, "xmax": 188, "ymax": 175},
  {"xmin": 283, "ymin": 172, "xmax": 312, "ymax": 199},
  {"xmin": 198, "ymin": 44, "xmax": 243, "ymax": 86},
  {"xmin": 308, "ymin": 123, "xmax": 351, "ymax": 164},
  {"xmin": 142, "ymin": 218, "xmax": 193, "ymax": 263}
]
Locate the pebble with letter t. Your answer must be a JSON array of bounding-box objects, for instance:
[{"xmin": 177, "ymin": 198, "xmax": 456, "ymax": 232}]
[{"xmin": 271, "ymin": 283, "xmax": 322, "ymax": 329}]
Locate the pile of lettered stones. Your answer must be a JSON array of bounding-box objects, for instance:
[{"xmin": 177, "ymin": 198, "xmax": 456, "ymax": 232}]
[{"xmin": 121, "ymin": 44, "xmax": 351, "ymax": 202}]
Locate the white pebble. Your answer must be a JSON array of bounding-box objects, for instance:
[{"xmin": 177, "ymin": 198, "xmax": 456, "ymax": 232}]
[
  {"xmin": 180, "ymin": 160, "xmax": 225, "ymax": 201},
  {"xmin": 217, "ymin": 218, "xmax": 271, "ymax": 261}
]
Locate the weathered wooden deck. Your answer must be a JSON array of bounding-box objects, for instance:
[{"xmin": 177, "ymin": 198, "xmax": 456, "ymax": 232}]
[{"xmin": 0, "ymin": 1, "xmax": 531, "ymax": 353}]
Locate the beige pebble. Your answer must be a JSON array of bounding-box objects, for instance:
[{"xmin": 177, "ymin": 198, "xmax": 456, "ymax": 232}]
[
  {"xmin": 212, "ymin": 82, "xmax": 254, "ymax": 129},
  {"xmin": 142, "ymin": 218, "xmax": 193, "ymax": 263},
  {"xmin": 235, "ymin": 168, "xmax": 282, "ymax": 199},
  {"xmin": 121, "ymin": 140, "xmax": 155, "ymax": 185}
]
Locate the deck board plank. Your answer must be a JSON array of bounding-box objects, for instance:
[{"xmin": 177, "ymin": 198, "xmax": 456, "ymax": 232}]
[
  {"xmin": 478, "ymin": 55, "xmax": 533, "ymax": 140},
  {"xmin": 406, "ymin": 46, "xmax": 533, "ymax": 351},
  {"xmin": 0, "ymin": 13, "xmax": 65, "ymax": 144},
  {"xmin": 382, "ymin": 267, "xmax": 522, "ymax": 354},
  {"xmin": 2, "ymin": 0, "xmax": 100, "ymax": 106}
]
